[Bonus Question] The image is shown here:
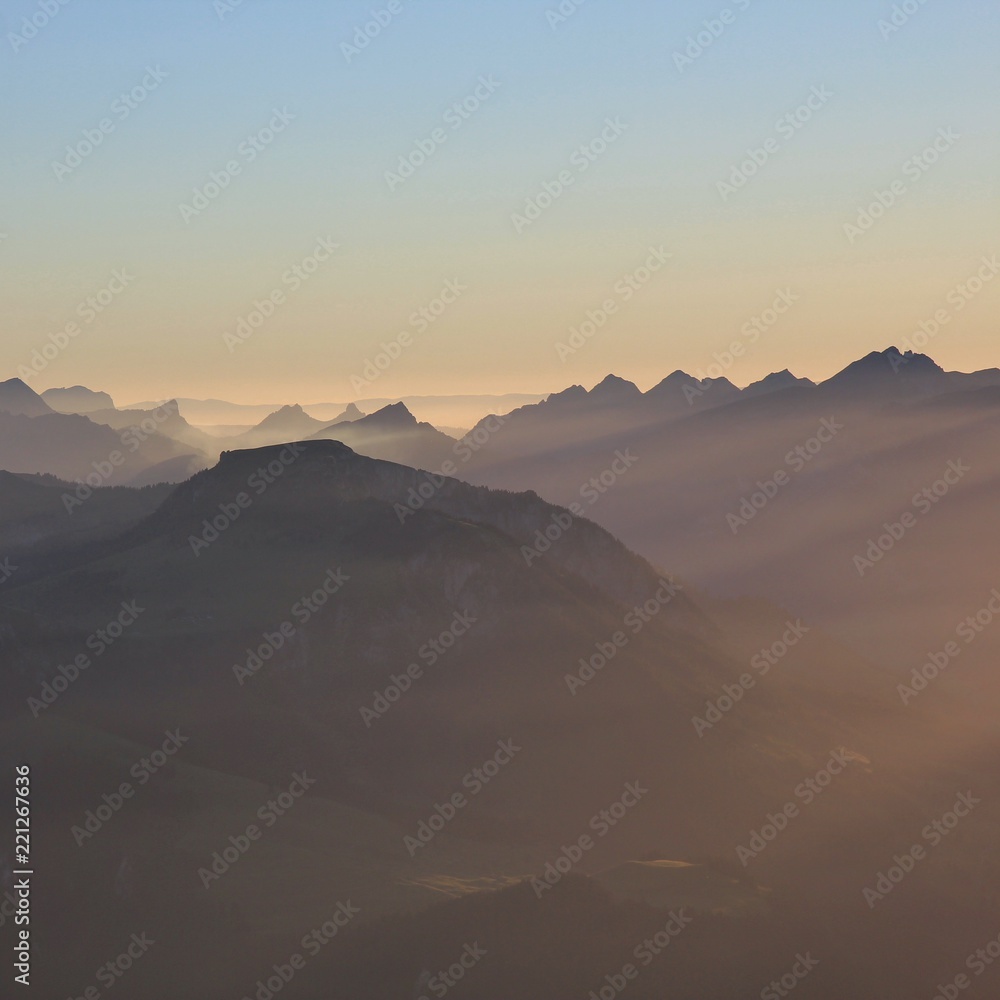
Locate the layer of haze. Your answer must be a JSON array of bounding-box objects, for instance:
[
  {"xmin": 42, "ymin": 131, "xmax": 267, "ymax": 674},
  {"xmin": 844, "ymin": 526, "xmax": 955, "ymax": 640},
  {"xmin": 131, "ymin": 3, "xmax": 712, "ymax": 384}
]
[{"xmin": 2, "ymin": 0, "xmax": 998, "ymax": 405}]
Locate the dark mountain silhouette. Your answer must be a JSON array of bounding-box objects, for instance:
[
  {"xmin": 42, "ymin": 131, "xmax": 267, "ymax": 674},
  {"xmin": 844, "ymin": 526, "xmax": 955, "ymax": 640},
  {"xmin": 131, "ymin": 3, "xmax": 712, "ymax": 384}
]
[
  {"xmin": 2, "ymin": 440, "xmax": 897, "ymax": 871},
  {"xmin": 309, "ymin": 402, "xmax": 457, "ymax": 469},
  {"xmin": 332, "ymin": 401, "xmax": 365, "ymax": 423},
  {"xmin": 459, "ymin": 348, "xmax": 1000, "ymax": 674},
  {"xmin": 2, "ymin": 436, "xmax": 998, "ymax": 1000},
  {"xmin": 465, "ymin": 349, "xmax": 1000, "ymax": 457},
  {"xmin": 227, "ymin": 403, "xmax": 364, "ymax": 454},
  {"xmin": 243, "ymin": 403, "xmax": 327, "ymax": 437},
  {"xmin": 85, "ymin": 401, "xmax": 218, "ymax": 460},
  {"xmin": 646, "ymin": 371, "xmax": 742, "ymax": 413},
  {"xmin": 122, "ymin": 393, "xmax": 546, "ymax": 429},
  {"xmin": 234, "ymin": 403, "xmax": 366, "ymax": 449},
  {"xmin": 41, "ymin": 384, "xmax": 115, "ymax": 413},
  {"xmin": 0, "ymin": 377, "xmax": 52, "ymax": 417},
  {"xmin": 817, "ymin": 346, "xmax": 948, "ymax": 402},
  {"xmin": 743, "ymin": 369, "xmax": 816, "ymax": 398},
  {"xmin": 0, "ymin": 470, "xmax": 171, "ymax": 562},
  {"xmin": 0, "ymin": 410, "xmax": 205, "ymax": 484},
  {"xmin": 588, "ymin": 373, "xmax": 644, "ymax": 403}
]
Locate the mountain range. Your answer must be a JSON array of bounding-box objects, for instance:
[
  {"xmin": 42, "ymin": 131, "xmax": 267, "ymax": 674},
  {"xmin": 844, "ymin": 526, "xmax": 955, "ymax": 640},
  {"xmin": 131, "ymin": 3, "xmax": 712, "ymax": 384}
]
[
  {"xmin": 3, "ymin": 349, "xmax": 999, "ymax": 996},
  {"xmin": 6, "ymin": 348, "xmax": 999, "ymax": 673},
  {"xmin": 122, "ymin": 392, "xmax": 547, "ymax": 429},
  {"xmin": 1, "ymin": 429, "xmax": 997, "ymax": 998}
]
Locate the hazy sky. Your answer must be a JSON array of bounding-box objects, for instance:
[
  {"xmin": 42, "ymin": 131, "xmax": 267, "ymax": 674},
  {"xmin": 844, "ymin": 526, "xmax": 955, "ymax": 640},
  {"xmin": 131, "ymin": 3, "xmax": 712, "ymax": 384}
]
[{"xmin": 3, "ymin": 0, "xmax": 998, "ymax": 405}]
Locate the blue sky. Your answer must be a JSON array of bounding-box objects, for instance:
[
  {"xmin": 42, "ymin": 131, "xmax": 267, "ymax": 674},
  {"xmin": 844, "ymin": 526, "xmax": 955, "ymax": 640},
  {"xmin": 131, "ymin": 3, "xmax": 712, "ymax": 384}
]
[{"xmin": 2, "ymin": 0, "xmax": 998, "ymax": 403}]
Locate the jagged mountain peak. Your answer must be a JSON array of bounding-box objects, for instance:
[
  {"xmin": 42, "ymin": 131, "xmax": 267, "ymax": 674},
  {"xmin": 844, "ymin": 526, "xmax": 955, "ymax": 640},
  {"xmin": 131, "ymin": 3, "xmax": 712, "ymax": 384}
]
[
  {"xmin": 355, "ymin": 401, "xmax": 418, "ymax": 428},
  {"xmin": 590, "ymin": 374, "xmax": 642, "ymax": 398},
  {"xmin": 333, "ymin": 402, "xmax": 364, "ymax": 423},
  {"xmin": 824, "ymin": 346, "xmax": 945, "ymax": 386}
]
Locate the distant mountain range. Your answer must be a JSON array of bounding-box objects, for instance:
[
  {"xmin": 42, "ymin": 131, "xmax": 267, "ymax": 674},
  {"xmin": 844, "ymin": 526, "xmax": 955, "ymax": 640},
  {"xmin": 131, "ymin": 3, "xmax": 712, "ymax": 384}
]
[
  {"xmin": 3, "ymin": 367, "xmax": 1000, "ymax": 998},
  {"xmin": 41, "ymin": 384, "xmax": 115, "ymax": 413},
  {"xmin": 0, "ymin": 376, "xmax": 55, "ymax": 417},
  {"xmin": 0, "ymin": 379, "xmax": 459, "ymax": 486},
  {"xmin": 5, "ymin": 347, "xmax": 1000, "ymax": 671},
  {"xmin": 460, "ymin": 347, "xmax": 1000, "ymax": 435},
  {"xmin": 454, "ymin": 347, "xmax": 1000, "ymax": 673},
  {"xmin": 122, "ymin": 392, "xmax": 548, "ymax": 429},
  {"xmin": 42, "ymin": 351, "xmax": 1000, "ymax": 437}
]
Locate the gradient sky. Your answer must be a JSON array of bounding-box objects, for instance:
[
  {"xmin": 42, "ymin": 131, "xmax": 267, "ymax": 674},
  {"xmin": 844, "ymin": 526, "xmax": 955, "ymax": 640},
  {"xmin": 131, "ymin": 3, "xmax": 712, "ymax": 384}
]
[{"xmin": 2, "ymin": 0, "xmax": 998, "ymax": 405}]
